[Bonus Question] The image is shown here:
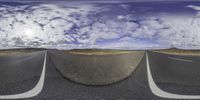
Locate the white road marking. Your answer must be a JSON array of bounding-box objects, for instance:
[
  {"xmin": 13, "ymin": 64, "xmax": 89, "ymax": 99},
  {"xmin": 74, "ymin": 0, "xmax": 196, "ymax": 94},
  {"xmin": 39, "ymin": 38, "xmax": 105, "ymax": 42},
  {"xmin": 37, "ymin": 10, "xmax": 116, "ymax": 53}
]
[
  {"xmin": 0, "ymin": 51, "xmax": 47, "ymax": 99},
  {"xmin": 146, "ymin": 52, "xmax": 200, "ymax": 99},
  {"xmin": 168, "ymin": 57, "xmax": 193, "ymax": 62}
]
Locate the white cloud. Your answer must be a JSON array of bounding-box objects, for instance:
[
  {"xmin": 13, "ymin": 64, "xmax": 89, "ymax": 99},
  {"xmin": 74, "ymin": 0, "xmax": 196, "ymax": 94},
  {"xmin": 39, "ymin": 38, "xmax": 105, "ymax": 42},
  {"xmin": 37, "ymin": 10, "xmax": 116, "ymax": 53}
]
[
  {"xmin": 0, "ymin": 3, "xmax": 100, "ymax": 48},
  {"xmin": 0, "ymin": 3, "xmax": 200, "ymax": 50}
]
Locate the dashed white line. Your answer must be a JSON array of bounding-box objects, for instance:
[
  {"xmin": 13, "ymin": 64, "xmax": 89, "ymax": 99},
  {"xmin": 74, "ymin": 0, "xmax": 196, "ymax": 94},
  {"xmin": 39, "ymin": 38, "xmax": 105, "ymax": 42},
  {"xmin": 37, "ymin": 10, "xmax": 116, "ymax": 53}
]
[
  {"xmin": 0, "ymin": 51, "xmax": 47, "ymax": 99},
  {"xmin": 146, "ymin": 52, "xmax": 200, "ymax": 99},
  {"xmin": 168, "ymin": 56, "xmax": 193, "ymax": 62}
]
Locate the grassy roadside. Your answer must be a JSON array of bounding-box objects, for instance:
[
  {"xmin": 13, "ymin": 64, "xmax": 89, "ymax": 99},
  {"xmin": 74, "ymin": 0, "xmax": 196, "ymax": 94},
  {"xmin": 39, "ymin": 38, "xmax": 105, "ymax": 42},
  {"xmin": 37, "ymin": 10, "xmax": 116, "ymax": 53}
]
[
  {"xmin": 0, "ymin": 48, "xmax": 200, "ymax": 56},
  {"xmin": 0, "ymin": 48, "xmax": 141, "ymax": 56},
  {"xmin": 62, "ymin": 49, "xmax": 142, "ymax": 55},
  {"xmin": 153, "ymin": 48, "xmax": 200, "ymax": 56},
  {"xmin": 0, "ymin": 48, "xmax": 46, "ymax": 56}
]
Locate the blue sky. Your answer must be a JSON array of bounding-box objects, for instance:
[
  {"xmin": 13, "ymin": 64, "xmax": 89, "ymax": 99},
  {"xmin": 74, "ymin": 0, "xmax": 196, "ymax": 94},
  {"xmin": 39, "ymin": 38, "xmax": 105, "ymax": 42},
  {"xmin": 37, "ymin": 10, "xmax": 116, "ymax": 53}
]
[{"xmin": 0, "ymin": 0, "xmax": 200, "ymax": 50}]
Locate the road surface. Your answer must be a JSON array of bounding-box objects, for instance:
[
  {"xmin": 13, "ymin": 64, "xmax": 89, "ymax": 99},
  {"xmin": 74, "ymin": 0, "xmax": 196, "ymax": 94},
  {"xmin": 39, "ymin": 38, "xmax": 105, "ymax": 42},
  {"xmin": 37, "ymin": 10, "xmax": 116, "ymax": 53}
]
[
  {"xmin": 0, "ymin": 50, "xmax": 199, "ymax": 99},
  {"xmin": 49, "ymin": 50, "xmax": 144, "ymax": 85}
]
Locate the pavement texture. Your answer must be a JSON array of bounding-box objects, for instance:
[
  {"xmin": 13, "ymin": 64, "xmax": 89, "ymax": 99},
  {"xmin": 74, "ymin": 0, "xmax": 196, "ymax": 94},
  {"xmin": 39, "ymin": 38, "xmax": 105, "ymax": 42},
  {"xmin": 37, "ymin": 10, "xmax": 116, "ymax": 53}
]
[
  {"xmin": 49, "ymin": 50, "xmax": 144, "ymax": 85},
  {"xmin": 149, "ymin": 51, "xmax": 200, "ymax": 95},
  {"xmin": 0, "ymin": 51, "xmax": 44, "ymax": 95},
  {"xmin": 0, "ymin": 50, "xmax": 199, "ymax": 100}
]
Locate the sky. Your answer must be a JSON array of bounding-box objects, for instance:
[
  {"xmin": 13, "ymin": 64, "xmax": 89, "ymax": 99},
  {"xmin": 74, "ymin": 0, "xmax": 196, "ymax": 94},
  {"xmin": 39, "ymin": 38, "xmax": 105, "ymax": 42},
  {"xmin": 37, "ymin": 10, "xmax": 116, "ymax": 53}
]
[{"xmin": 0, "ymin": 0, "xmax": 200, "ymax": 50}]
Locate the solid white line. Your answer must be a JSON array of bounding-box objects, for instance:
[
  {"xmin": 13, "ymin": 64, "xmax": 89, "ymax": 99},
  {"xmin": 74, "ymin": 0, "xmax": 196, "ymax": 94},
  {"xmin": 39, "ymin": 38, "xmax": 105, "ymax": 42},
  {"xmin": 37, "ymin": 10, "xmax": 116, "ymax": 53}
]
[
  {"xmin": 0, "ymin": 51, "xmax": 47, "ymax": 99},
  {"xmin": 168, "ymin": 57, "xmax": 193, "ymax": 62},
  {"xmin": 146, "ymin": 52, "xmax": 200, "ymax": 99}
]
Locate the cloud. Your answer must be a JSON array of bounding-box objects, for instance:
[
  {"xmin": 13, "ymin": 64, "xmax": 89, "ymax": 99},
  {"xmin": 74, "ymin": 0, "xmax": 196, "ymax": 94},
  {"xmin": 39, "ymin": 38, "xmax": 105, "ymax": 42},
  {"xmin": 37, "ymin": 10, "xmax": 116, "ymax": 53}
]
[
  {"xmin": 0, "ymin": 2, "xmax": 200, "ymax": 50},
  {"xmin": 0, "ymin": 3, "xmax": 99, "ymax": 48}
]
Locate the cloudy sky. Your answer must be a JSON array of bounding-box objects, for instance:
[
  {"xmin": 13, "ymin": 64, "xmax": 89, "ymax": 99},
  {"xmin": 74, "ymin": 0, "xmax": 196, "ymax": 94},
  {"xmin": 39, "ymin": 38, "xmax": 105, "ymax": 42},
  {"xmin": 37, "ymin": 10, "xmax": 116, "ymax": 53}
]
[{"xmin": 0, "ymin": 0, "xmax": 200, "ymax": 50}]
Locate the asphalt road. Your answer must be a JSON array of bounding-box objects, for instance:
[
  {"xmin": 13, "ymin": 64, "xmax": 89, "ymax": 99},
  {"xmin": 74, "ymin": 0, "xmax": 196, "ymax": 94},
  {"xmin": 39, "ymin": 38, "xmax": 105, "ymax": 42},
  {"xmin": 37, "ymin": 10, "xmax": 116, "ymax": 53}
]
[
  {"xmin": 49, "ymin": 50, "xmax": 144, "ymax": 85},
  {"xmin": 0, "ymin": 50, "xmax": 200, "ymax": 100},
  {"xmin": 147, "ymin": 51, "xmax": 200, "ymax": 99}
]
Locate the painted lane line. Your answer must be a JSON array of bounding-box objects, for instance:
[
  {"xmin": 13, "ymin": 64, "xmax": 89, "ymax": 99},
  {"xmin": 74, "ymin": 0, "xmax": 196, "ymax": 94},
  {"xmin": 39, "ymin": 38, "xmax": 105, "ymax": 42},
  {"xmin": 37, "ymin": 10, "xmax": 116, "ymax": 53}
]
[
  {"xmin": 146, "ymin": 52, "xmax": 200, "ymax": 99},
  {"xmin": 0, "ymin": 51, "xmax": 47, "ymax": 99},
  {"xmin": 168, "ymin": 57, "xmax": 193, "ymax": 63}
]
